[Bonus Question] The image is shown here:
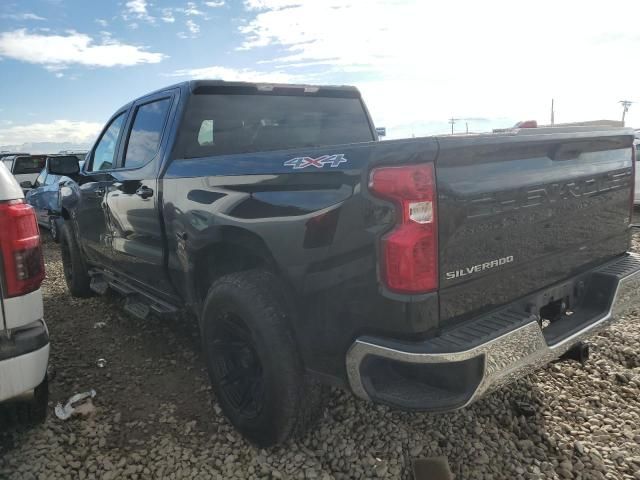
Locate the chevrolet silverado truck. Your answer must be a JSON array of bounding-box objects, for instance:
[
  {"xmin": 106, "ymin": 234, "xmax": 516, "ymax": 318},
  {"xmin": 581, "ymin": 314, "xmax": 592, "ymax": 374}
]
[{"xmin": 51, "ymin": 80, "xmax": 640, "ymax": 447}]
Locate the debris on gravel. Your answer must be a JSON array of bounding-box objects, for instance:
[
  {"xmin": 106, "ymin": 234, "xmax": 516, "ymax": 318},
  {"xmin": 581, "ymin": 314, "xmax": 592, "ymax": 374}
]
[{"xmin": 1, "ymin": 234, "xmax": 639, "ymax": 480}]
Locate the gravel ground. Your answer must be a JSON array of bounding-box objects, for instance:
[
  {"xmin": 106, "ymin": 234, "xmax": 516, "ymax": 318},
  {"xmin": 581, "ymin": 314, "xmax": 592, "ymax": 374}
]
[{"xmin": 1, "ymin": 234, "xmax": 639, "ymax": 480}]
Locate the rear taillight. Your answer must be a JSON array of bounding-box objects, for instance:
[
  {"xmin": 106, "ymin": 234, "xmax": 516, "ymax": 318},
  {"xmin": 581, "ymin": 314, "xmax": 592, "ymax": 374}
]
[
  {"xmin": 369, "ymin": 163, "xmax": 438, "ymax": 294},
  {"xmin": 0, "ymin": 200, "xmax": 44, "ymax": 297}
]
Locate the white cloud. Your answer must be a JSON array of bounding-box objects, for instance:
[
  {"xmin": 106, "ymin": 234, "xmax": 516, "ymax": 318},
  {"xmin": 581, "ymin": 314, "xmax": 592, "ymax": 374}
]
[
  {"xmin": 186, "ymin": 19, "xmax": 200, "ymax": 34},
  {"xmin": 183, "ymin": 2, "xmax": 205, "ymax": 16},
  {"xmin": 125, "ymin": 0, "xmax": 147, "ymax": 14},
  {"xmin": 243, "ymin": 0, "xmax": 296, "ymax": 10},
  {"xmin": 178, "ymin": 19, "xmax": 200, "ymax": 38},
  {"xmin": 95, "ymin": 18, "xmax": 108, "ymax": 27},
  {"xmin": 169, "ymin": 65, "xmax": 298, "ymax": 83},
  {"xmin": 204, "ymin": 1, "xmax": 225, "ymax": 6},
  {"xmin": 0, "ymin": 29, "xmax": 166, "ymax": 69},
  {"xmin": 0, "ymin": 13, "xmax": 46, "ymax": 21},
  {"xmin": 0, "ymin": 120, "xmax": 102, "ymax": 145},
  {"xmin": 161, "ymin": 9, "xmax": 176, "ymax": 23},
  {"xmin": 239, "ymin": 0, "xmax": 640, "ymax": 137},
  {"xmin": 124, "ymin": 0, "xmax": 155, "ymax": 23}
]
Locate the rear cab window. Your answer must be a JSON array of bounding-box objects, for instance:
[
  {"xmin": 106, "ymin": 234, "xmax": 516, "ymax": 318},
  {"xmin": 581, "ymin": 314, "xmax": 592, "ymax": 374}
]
[
  {"xmin": 13, "ymin": 156, "xmax": 46, "ymax": 174},
  {"xmin": 173, "ymin": 90, "xmax": 374, "ymax": 159}
]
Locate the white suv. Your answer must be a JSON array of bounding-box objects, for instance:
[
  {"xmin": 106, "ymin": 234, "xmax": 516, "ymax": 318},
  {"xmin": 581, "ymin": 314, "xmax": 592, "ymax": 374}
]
[{"xmin": 0, "ymin": 162, "xmax": 48, "ymax": 424}]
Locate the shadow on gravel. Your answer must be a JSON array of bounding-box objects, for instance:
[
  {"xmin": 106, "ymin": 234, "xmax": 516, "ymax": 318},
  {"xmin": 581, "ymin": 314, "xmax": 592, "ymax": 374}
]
[{"xmin": 1, "ymin": 235, "xmax": 221, "ymax": 451}]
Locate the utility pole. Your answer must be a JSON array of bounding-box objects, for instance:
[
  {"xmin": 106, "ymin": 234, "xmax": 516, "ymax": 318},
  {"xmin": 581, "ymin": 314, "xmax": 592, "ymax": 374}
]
[
  {"xmin": 551, "ymin": 98, "xmax": 555, "ymax": 125},
  {"xmin": 448, "ymin": 117, "xmax": 459, "ymax": 134},
  {"xmin": 619, "ymin": 100, "xmax": 633, "ymax": 125}
]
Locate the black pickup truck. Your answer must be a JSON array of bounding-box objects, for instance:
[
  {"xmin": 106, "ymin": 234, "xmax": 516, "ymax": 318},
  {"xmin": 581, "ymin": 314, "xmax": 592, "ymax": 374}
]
[{"xmin": 52, "ymin": 80, "xmax": 640, "ymax": 447}]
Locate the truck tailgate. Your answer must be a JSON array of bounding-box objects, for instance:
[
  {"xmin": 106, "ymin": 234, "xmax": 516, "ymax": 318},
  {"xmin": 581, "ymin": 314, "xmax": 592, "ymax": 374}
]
[{"xmin": 435, "ymin": 129, "xmax": 634, "ymax": 326}]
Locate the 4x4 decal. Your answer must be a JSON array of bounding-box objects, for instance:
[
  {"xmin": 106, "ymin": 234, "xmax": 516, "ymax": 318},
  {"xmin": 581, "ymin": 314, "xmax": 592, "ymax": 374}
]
[{"xmin": 284, "ymin": 154, "xmax": 348, "ymax": 169}]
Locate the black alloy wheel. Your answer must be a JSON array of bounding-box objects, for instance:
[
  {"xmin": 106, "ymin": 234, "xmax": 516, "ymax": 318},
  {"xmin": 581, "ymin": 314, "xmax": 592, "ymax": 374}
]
[{"xmin": 208, "ymin": 312, "xmax": 265, "ymax": 419}]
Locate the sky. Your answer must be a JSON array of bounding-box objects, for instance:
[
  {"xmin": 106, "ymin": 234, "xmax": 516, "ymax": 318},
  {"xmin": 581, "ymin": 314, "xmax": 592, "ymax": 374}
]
[{"xmin": 1, "ymin": 0, "xmax": 640, "ymax": 149}]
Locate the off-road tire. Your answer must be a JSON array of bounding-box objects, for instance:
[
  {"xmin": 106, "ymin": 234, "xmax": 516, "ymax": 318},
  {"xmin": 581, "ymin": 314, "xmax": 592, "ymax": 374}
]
[
  {"xmin": 201, "ymin": 269, "xmax": 324, "ymax": 448},
  {"xmin": 60, "ymin": 221, "xmax": 92, "ymax": 297}
]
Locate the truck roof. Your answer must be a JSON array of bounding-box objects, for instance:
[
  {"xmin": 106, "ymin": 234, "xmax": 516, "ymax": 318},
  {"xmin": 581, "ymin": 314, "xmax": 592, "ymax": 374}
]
[
  {"xmin": 110, "ymin": 80, "xmax": 365, "ymax": 127},
  {"xmin": 141, "ymin": 80, "xmax": 362, "ymax": 101}
]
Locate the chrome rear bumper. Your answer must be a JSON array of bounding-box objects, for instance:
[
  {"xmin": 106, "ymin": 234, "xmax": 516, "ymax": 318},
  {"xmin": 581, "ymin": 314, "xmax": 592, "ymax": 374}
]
[{"xmin": 346, "ymin": 252, "xmax": 640, "ymax": 411}]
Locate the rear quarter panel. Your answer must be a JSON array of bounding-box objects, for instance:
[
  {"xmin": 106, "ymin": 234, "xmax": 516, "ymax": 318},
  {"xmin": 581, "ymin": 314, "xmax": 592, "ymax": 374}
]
[{"xmin": 161, "ymin": 138, "xmax": 440, "ymax": 382}]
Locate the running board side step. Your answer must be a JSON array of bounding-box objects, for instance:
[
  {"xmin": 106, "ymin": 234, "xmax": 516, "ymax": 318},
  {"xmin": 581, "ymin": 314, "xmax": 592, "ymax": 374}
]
[{"xmin": 89, "ymin": 269, "xmax": 180, "ymax": 319}]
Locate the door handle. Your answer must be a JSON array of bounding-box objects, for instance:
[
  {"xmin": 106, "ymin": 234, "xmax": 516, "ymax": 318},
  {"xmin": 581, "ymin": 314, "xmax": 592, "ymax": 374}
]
[
  {"xmin": 95, "ymin": 187, "xmax": 105, "ymax": 197},
  {"xmin": 136, "ymin": 186, "xmax": 154, "ymax": 199}
]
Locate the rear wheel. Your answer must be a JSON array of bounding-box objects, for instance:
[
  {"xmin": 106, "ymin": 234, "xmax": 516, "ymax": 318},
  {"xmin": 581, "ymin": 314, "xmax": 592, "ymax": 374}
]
[
  {"xmin": 201, "ymin": 270, "xmax": 323, "ymax": 447},
  {"xmin": 22, "ymin": 376, "xmax": 49, "ymax": 425},
  {"xmin": 60, "ymin": 222, "xmax": 92, "ymax": 297},
  {"xmin": 0, "ymin": 376, "xmax": 48, "ymax": 428}
]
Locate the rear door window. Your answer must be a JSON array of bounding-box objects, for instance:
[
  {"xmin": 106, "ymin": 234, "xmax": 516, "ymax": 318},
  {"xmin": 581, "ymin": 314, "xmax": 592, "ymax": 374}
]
[{"xmin": 123, "ymin": 98, "xmax": 172, "ymax": 169}]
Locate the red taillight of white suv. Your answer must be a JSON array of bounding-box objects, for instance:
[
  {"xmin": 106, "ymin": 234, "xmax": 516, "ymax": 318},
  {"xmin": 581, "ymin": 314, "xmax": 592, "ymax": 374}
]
[
  {"xmin": 369, "ymin": 163, "xmax": 438, "ymax": 294},
  {"xmin": 0, "ymin": 200, "xmax": 45, "ymax": 297}
]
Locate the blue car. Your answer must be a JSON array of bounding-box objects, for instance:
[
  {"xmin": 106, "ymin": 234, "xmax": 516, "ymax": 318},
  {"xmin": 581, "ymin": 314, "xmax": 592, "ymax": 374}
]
[{"xmin": 26, "ymin": 155, "xmax": 82, "ymax": 241}]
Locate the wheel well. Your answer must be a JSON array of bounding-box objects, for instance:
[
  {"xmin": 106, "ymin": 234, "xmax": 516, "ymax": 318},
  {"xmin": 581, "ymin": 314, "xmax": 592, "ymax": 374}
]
[{"xmin": 194, "ymin": 231, "xmax": 277, "ymax": 303}]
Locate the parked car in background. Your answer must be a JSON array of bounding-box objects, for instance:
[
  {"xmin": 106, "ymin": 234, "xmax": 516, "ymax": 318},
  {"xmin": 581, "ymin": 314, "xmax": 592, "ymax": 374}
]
[
  {"xmin": 0, "ymin": 152, "xmax": 28, "ymax": 163},
  {"xmin": 26, "ymin": 155, "xmax": 82, "ymax": 241},
  {"xmin": 0, "ymin": 162, "xmax": 48, "ymax": 425},
  {"xmin": 53, "ymin": 80, "xmax": 640, "ymax": 447},
  {"xmin": 2, "ymin": 155, "xmax": 47, "ymax": 191}
]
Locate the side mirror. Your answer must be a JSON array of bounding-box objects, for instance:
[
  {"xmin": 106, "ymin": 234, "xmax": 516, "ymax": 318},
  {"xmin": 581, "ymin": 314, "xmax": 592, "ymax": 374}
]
[
  {"xmin": 49, "ymin": 156, "xmax": 80, "ymax": 176},
  {"xmin": 20, "ymin": 180, "xmax": 33, "ymax": 189}
]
